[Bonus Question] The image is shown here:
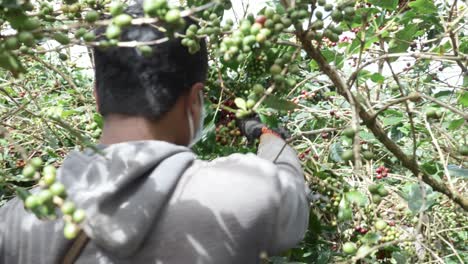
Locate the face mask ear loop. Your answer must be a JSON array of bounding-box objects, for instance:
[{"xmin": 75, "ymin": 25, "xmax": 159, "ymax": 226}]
[{"xmin": 187, "ymin": 108, "xmax": 195, "ymax": 143}]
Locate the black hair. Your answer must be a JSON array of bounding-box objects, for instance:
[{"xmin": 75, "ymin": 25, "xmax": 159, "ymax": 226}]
[{"xmin": 93, "ymin": 5, "xmax": 208, "ymax": 119}]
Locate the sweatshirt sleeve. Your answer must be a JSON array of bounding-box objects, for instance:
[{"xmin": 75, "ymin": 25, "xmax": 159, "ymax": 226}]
[{"xmin": 256, "ymin": 134, "xmax": 310, "ymax": 254}]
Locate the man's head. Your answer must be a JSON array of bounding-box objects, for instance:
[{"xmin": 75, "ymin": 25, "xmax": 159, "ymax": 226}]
[{"xmin": 93, "ymin": 5, "xmax": 208, "ymax": 146}]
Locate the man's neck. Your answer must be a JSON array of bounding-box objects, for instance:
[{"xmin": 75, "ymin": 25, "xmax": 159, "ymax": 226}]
[{"xmin": 99, "ymin": 115, "xmax": 181, "ymax": 145}]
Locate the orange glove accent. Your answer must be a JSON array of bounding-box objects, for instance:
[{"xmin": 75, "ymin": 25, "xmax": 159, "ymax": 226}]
[{"xmin": 261, "ymin": 126, "xmax": 281, "ymax": 138}]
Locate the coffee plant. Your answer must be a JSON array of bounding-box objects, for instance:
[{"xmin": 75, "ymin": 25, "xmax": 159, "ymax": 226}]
[{"xmin": 0, "ymin": 0, "xmax": 467, "ymax": 263}]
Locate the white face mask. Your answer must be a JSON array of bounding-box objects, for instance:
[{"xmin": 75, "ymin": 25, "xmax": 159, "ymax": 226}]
[{"xmin": 187, "ymin": 91, "xmax": 205, "ymax": 147}]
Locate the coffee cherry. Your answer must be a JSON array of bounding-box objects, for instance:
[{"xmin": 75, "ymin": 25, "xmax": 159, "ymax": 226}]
[
  {"xmin": 342, "ymin": 127, "xmax": 356, "ymax": 138},
  {"xmin": 61, "ymin": 201, "xmax": 76, "ymax": 215},
  {"xmin": 18, "ymin": 31, "xmax": 35, "ymax": 47},
  {"xmin": 324, "ymin": 4, "xmax": 333, "ymax": 11},
  {"xmin": 72, "ymin": 209, "xmax": 86, "ymax": 223},
  {"xmin": 375, "ymin": 220, "xmax": 387, "ymax": 231},
  {"xmin": 331, "ymin": 10, "xmax": 343, "ymax": 23},
  {"xmin": 64, "ymin": 222, "xmax": 80, "ymax": 239},
  {"xmin": 30, "ymin": 157, "xmax": 43, "ymax": 169},
  {"xmin": 343, "ymin": 242, "xmax": 357, "ymax": 254},
  {"xmin": 106, "ymin": 24, "xmax": 122, "ymax": 39},
  {"xmin": 22, "ymin": 164, "xmax": 36, "ymax": 178},
  {"xmin": 270, "ymin": 64, "xmax": 282, "ymax": 75},
  {"xmin": 459, "ymin": 145, "xmax": 468, "ymax": 156},
  {"xmin": 83, "ymin": 32, "xmax": 96, "ymax": 42},
  {"xmin": 5, "ymin": 37, "xmax": 20, "ymax": 50},
  {"xmin": 341, "ymin": 150, "xmax": 354, "ymax": 161},
  {"xmin": 38, "ymin": 189, "xmax": 53, "ymax": 204},
  {"xmin": 50, "ymin": 182, "xmax": 66, "ymax": 197},
  {"xmin": 110, "ymin": 2, "xmax": 125, "ymax": 16},
  {"xmin": 85, "ymin": 11, "xmax": 99, "ymax": 23},
  {"xmin": 165, "ymin": 9, "xmax": 181, "ymax": 24},
  {"xmin": 264, "ymin": 8, "xmax": 274, "ymax": 19},
  {"xmin": 114, "ymin": 14, "xmax": 132, "ymax": 27},
  {"xmin": 25, "ymin": 195, "xmax": 40, "ymax": 209},
  {"xmin": 53, "ymin": 33, "xmax": 70, "ymax": 45},
  {"xmin": 362, "ymin": 151, "xmax": 374, "ymax": 160}
]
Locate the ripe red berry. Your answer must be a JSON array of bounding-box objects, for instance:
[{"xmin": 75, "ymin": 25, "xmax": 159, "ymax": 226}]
[
  {"xmin": 321, "ymin": 132, "xmax": 329, "ymax": 139},
  {"xmin": 255, "ymin": 16, "xmax": 267, "ymax": 26},
  {"xmin": 376, "ymin": 175, "xmax": 383, "ymax": 179},
  {"xmin": 313, "ymin": 154, "xmax": 319, "ymax": 160},
  {"xmin": 360, "ymin": 228, "xmax": 368, "ymax": 234},
  {"xmin": 329, "ymin": 110, "xmax": 336, "ymax": 116}
]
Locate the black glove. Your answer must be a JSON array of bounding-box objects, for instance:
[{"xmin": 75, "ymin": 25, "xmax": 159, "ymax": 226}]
[{"xmin": 237, "ymin": 115, "xmax": 290, "ymax": 143}]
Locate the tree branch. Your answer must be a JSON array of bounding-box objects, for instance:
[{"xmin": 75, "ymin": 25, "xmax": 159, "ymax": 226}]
[{"xmin": 295, "ymin": 30, "xmax": 468, "ymax": 211}]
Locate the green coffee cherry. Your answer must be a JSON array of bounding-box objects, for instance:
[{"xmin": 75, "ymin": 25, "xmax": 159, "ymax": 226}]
[
  {"xmin": 113, "ymin": 14, "xmax": 132, "ymax": 27},
  {"xmin": 37, "ymin": 189, "xmax": 54, "ymax": 204},
  {"xmin": 61, "ymin": 201, "xmax": 76, "ymax": 215},
  {"xmin": 106, "ymin": 24, "xmax": 122, "ymax": 39},
  {"xmin": 22, "ymin": 165, "xmax": 36, "ymax": 178},
  {"xmin": 343, "ymin": 242, "xmax": 357, "ymax": 254},
  {"xmin": 42, "ymin": 172, "xmax": 56, "ymax": 186},
  {"xmin": 138, "ymin": 45, "xmax": 153, "ymax": 57},
  {"xmin": 50, "ymin": 182, "xmax": 66, "ymax": 197},
  {"xmin": 85, "ymin": 11, "xmax": 99, "ymax": 23},
  {"xmin": 25, "ymin": 195, "xmax": 40, "ymax": 209},
  {"xmin": 165, "ymin": 9, "xmax": 181, "ymax": 24},
  {"xmin": 64, "ymin": 222, "xmax": 80, "ymax": 239},
  {"xmin": 109, "ymin": 2, "xmax": 125, "ymax": 16},
  {"xmin": 73, "ymin": 209, "xmax": 86, "ymax": 223},
  {"xmin": 30, "ymin": 157, "xmax": 43, "ymax": 169}
]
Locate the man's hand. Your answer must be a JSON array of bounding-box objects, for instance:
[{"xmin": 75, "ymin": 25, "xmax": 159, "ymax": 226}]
[{"xmin": 237, "ymin": 115, "xmax": 289, "ymax": 143}]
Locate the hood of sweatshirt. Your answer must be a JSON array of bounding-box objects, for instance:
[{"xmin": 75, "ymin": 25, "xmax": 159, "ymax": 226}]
[{"xmin": 58, "ymin": 140, "xmax": 195, "ymax": 257}]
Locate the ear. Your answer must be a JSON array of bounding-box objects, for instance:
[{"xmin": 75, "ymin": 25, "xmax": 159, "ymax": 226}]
[{"xmin": 187, "ymin": 82, "xmax": 204, "ymax": 113}]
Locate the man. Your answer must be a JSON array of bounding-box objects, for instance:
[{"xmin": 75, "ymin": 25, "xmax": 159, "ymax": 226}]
[{"xmin": 0, "ymin": 5, "xmax": 309, "ymax": 264}]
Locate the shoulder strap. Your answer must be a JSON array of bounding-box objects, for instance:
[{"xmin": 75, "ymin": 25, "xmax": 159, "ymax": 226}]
[{"xmin": 61, "ymin": 230, "xmax": 90, "ymax": 264}]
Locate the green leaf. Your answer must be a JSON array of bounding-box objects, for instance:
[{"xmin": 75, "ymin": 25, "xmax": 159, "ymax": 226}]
[
  {"xmin": 14, "ymin": 187, "xmax": 31, "ymax": 201},
  {"xmin": 346, "ymin": 190, "xmax": 368, "ymax": 207},
  {"xmin": 382, "ymin": 116, "xmax": 403, "ymax": 126},
  {"xmin": 421, "ymin": 162, "xmax": 438, "ymax": 175},
  {"xmin": 392, "ymin": 252, "xmax": 409, "ymax": 264},
  {"xmin": 368, "ymin": 0, "xmax": 398, "ymax": 10},
  {"xmin": 370, "ymin": 73, "xmax": 385, "ymax": 84},
  {"xmin": 263, "ymin": 96, "xmax": 298, "ymax": 111},
  {"xmin": 337, "ymin": 195, "xmax": 353, "ymax": 221},
  {"xmin": 321, "ymin": 49, "xmax": 344, "ymax": 69},
  {"xmin": 361, "ymin": 232, "xmax": 381, "ymax": 245},
  {"xmin": 259, "ymin": 113, "xmax": 279, "ymax": 128},
  {"xmin": 408, "ymin": 0, "xmax": 437, "ymax": 14},
  {"xmin": 400, "ymin": 183, "xmax": 439, "ymax": 213},
  {"xmin": 448, "ymin": 119, "xmax": 464, "ymax": 130},
  {"xmin": 330, "ymin": 142, "xmax": 344, "ymax": 163},
  {"xmin": 347, "ymin": 38, "xmax": 361, "ymax": 54},
  {"xmin": 458, "ymin": 92, "xmax": 468, "ymax": 107},
  {"xmin": 234, "ymin": 98, "xmax": 247, "ymax": 110},
  {"xmin": 389, "ymin": 24, "xmax": 418, "ymax": 54}
]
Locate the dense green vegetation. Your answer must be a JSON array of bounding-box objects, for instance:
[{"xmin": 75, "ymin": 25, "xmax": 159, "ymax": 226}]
[{"xmin": 0, "ymin": 0, "xmax": 467, "ymax": 263}]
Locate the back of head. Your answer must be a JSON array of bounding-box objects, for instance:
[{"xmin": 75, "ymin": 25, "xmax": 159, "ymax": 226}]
[{"xmin": 93, "ymin": 4, "xmax": 208, "ymax": 120}]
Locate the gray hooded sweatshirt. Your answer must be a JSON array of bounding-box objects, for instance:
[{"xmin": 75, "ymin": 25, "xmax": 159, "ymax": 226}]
[{"xmin": 0, "ymin": 135, "xmax": 309, "ymax": 264}]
